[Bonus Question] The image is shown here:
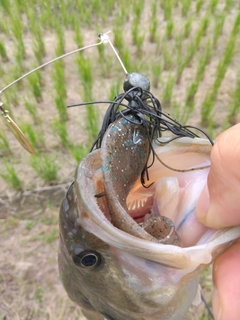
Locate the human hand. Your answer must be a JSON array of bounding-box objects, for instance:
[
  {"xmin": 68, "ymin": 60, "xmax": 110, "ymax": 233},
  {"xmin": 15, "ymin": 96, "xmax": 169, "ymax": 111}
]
[{"xmin": 196, "ymin": 123, "xmax": 240, "ymax": 320}]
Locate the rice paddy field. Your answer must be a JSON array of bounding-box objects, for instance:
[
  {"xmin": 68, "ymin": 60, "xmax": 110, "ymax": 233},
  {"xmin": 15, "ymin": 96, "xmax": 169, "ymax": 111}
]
[{"xmin": 0, "ymin": 0, "xmax": 240, "ymax": 319}]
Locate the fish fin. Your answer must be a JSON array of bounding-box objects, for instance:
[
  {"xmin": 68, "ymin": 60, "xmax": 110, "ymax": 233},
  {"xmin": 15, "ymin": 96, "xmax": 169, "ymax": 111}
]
[{"xmin": 192, "ymin": 284, "xmax": 202, "ymax": 306}]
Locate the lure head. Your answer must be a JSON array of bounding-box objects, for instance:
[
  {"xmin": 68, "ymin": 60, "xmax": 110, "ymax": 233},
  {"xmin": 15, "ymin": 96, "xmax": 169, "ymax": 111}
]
[{"xmin": 123, "ymin": 72, "xmax": 150, "ymax": 92}]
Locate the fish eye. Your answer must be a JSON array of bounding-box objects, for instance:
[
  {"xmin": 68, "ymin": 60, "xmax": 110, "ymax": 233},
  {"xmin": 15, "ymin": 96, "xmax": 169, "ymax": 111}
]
[{"xmin": 72, "ymin": 250, "xmax": 102, "ymax": 269}]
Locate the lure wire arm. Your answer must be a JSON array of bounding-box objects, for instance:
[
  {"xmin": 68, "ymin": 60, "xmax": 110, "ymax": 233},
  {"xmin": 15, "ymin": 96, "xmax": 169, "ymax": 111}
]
[
  {"xmin": 0, "ymin": 31, "xmax": 113, "ymax": 154},
  {"xmin": 0, "ymin": 31, "xmax": 111, "ymax": 95}
]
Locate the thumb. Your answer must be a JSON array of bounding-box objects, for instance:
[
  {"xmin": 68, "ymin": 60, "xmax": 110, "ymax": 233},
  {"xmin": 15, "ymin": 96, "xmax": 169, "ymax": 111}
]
[{"xmin": 196, "ymin": 123, "xmax": 240, "ymax": 228}]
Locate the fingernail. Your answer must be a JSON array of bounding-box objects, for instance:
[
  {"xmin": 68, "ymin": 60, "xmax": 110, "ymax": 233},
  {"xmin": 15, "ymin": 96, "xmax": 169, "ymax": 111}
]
[{"xmin": 196, "ymin": 184, "xmax": 210, "ymax": 223}]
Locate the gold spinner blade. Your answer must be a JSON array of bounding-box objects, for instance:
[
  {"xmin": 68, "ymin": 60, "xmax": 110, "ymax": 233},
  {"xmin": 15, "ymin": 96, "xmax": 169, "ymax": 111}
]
[{"xmin": 0, "ymin": 102, "xmax": 35, "ymax": 154}]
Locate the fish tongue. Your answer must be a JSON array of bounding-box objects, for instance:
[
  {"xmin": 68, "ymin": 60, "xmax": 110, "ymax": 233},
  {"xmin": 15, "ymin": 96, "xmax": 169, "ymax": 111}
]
[{"xmin": 101, "ymin": 116, "xmax": 158, "ymax": 241}]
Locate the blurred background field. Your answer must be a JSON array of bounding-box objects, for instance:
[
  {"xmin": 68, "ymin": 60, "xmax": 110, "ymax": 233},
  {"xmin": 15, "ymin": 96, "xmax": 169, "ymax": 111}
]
[{"xmin": 0, "ymin": 0, "xmax": 240, "ymax": 319}]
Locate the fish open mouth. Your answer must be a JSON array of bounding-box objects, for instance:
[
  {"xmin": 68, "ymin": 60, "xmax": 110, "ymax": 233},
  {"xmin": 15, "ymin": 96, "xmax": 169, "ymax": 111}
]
[{"xmin": 94, "ymin": 137, "xmax": 211, "ymax": 248}]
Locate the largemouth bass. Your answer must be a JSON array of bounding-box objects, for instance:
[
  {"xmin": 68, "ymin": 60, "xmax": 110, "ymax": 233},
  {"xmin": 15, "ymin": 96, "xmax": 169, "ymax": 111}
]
[{"xmin": 59, "ymin": 73, "xmax": 240, "ymax": 320}]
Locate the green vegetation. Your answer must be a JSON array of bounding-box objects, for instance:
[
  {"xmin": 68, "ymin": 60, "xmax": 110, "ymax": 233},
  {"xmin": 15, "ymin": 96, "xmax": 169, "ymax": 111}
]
[
  {"xmin": 0, "ymin": 162, "xmax": 22, "ymax": 190},
  {"xmin": 0, "ymin": 0, "xmax": 239, "ymax": 196},
  {"xmin": 0, "ymin": 2, "xmax": 239, "ymax": 320},
  {"xmin": 30, "ymin": 154, "xmax": 58, "ymax": 184}
]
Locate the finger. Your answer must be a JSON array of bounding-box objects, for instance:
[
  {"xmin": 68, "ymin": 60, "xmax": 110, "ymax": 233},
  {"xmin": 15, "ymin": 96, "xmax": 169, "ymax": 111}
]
[
  {"xmin": 212, "ymin": 239, "xmax": 240, "ymax": 320},
  {"xmin": 196, "ymin": 123, "xmax": 240, "ymax": 228}
]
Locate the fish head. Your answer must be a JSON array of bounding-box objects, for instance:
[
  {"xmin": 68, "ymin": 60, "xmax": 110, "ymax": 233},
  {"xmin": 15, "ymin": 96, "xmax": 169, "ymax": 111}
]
[
  {"xmin": 59, "ymin": 119, "xmax": 240, "ymax": 320},
  {"xmin": 59, "ymin": 171, "xmax": 198, "ymax": 320}
]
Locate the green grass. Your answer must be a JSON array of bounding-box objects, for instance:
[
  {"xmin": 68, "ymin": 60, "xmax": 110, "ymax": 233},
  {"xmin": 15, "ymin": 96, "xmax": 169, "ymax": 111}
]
[
  {"xmin": 28, "ymin": 71, "xmax": 43, "ymax": 102},
  {"xmin": 0, "ymin": 2, "xmax": 240, "ymax": 320},
  {"xmin": 0, "ymin": 162, "xmax": 22, "ymax": 190},
  {"xmin": 20, "ymin": 122, "xmax": 45, "ymax": 151},
  {"xmin": 201, "ymin": 11, "xmax": 240, "ymax": 125},
  {"xmin": 0, "ymin": 0, "xmax": 239, "ymax": 194},
  {"xmin": 0, "ymin": 131, "xmax": 11, "ymax": 155},
  {"xmin": 227, "ymin": 74, "xmax": 240, "ymax": 125},
  {"xmin": 0, "ymin": 40, "xmax": 8, "ymax": 61},
  {"xmin": 31, "ymin": 154, "xmax": 59, "ymax": 184}
]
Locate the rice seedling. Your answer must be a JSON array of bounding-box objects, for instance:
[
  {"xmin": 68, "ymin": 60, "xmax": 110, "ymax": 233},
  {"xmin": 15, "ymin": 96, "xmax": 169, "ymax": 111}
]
[
  {"xmin": 196, "ymin": 39, "xmax": 212, "ymax": 82},
  {"xmin": 184, "ymin": 82, "xmax": 198, "ymax": 111},
  {"xmin": 183, "ymin": 40, "xmax": 212, "ymax": 122},
  {"xmin": 152, "ymin": 62, "xmax": 161, "ymax": 88},
  {"xmin": 149, "ymin": 0, "xmax": 158, "ymax": 43},
  {"xmin": 0, "ymin": 131, "xmax": 11, "ymax": 155},
  {"xmin": 10, "ymin": 11, "xmax": 25, "ymax": 62},
  {"xmin": 183, "ymin": 17, "xmax": 192, "ymax": 38},
  {"xmin": 227, "ymin": 74, "xmax": 240, "ymax": 125},
  {"xmin": 1, "ymin": 3, "xmax": 240, "ymax": 320},
  {"xmin": 76, "ymin": 55, "xmax": 99, "ymax": 141},
  {"xmin": 213, "ymin": 12, "xmax": 226, "ymax": 48},
  {"xmin": 175, "ymin": 34, "xmax": 183, "ymax": 54},
  {"xmin": 20, "ymin": 122, "xmax": 45, "ymax": 151},
  {"xmin": 201, "ymin": 11, "xmax": 240, "ymax": 125},
  {"xmin": 160, "ymin": 0, "xmax": 172, "ymax": 20},
  {"xmin": 224, "ymin": 0, "xmax": 234, "ymax": 12},
  {"xmin": 181, "ymin": 0, "xmax": 192, "ymax": 17},
  {"xmin": 52, "ymin": 61, "xmax": 67, "ymax": 121},
  {"xmin": 162, "ymin": 74, "xmax": 175, "ymax": 107},
  {"xmin": 170, "ymin": 100, "xmax": 182, "ymax": 122},
  {"xmin": 165, "ymin": 19, "xmax": 174, "ymax": 40},
  {"xmin": 177, "ymin": 14, "xmax": 210, "ymax": 83},
  {"xmin": 131, "ymin": 18, "xmax": 145, "ymax": 54},
  {"xmin": 117, "ymin": 0, "xmax": 131, "ymax": 22},
  {"xmin": 0, "ymin": 19, "xmax": 7, "ymax": 34},
  {"xmin": 69, "ymin": 144, "xmax": 88, "ymax": 164},
  {"xmin": 113, "ymin": 23, "xmax": 124, "ymax": 54},
  {"xmin": 51, "ymin": 118, "xmax": 69, "ymax": 148},
  {"xmin": 0, "ymin": 0, "xmax": 10, "ymax": 13},
  {"xmin": 108, "ymin": 80, "xmax": 121, "ymax": 100},
  {"xmin": 58, "ymin": 0, "xmax": 70, "ymax": 27},
  {"xmin": 74, "ymin": 18, "xmax": 83, "ymax": 48},
  {"xmin": 28, "ymin": 71, "xmax": 43, "ymax": 102},
  {"xmin": 162, "ymin": 45, "xmax": 172, "ymax": 71},
  {"xmin": 31, "ymin": 26, "xmax": 46, "ymax": 65},
  {"xmin": 122, "ymin": 48, "xmax": 132, "ymax": 74},
  {"xmin": 31, "ymin": 154, "xmax": 59, "ymax": 184},
  {"xmin": 209, "ymin": 0, "xmax": 219, "ymax": 14},
  {"xmin": 0, "ymin": 40, "xmax": 8, "ymax": 62},
  {"xmin": 76, "ymin": 56, "xmax": 93, "ymax": 97},
  {"xmin": 55, "ymin": 21, "xmax": 65, "ymax": 57},
  {"xmin": 4, "ymin": 87, "xmax": 18, "ymax": 107},
  {"xmin": 201, "ymin": 92, "xmax": 214, "ymax": 127},
  {"xmin": 196, "ymin": 0, "xmax": 204, "ymax": 13},
  {"xmin": 97, "ymin": 36, "xmax": 105, "ymax": 60},
  {"xmin": 0, "ymin": 162, "xmax": 22, "ymax": 191},
  {"xmin": 24, "ymin": 100, "xmax": 40, "ymax": 124},
  {"xmin": 133, "ymin": 0, "xmax": 145, "ymax": 21},
  {"xmin": 38, "ymin": 0, "xmax": 54, "ymax": 29}
]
